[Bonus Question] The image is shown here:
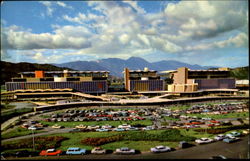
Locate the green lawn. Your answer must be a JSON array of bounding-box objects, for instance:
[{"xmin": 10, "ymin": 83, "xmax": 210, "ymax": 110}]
[
  {"xmin": 40, "ymin": 129, "xmax": 196, "ymax": 151},
  {"xmin": 186, "ymin": 111, "xmax": 249, "ymax": 119},
  {"xmin": 40, "ymin": 120, "xmax": 152, "ymax": 128},
  {"xmin": 2, "ymin": 127, "xmax": 46, "ymax": 139},
  {"xmin": 179, "ymin": 129, "xmax": 215, "ymax": 139},
  {"xmin": 163, "ymin": 116, "xmax": 180, "ymax": 121},
  {"xmin": 43, "ymin": 131, "xmax": 121, "ymax": 151}
]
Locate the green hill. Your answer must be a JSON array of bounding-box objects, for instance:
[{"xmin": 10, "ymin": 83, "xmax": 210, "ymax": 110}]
[
  {"xmin": 1, "ymin": 61, "xmax": 73, "ymax": 85},
  {"xmin": 230, "ymin": 66, "xmax": 249, "ymax": 80}
]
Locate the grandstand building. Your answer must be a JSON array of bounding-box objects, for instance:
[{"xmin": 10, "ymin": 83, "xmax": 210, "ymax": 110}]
[
  {"xmin": 6, "ymin": 70, "xmax": 109, "ymax": 94},
  {"xmin": 166, "ymin": 67, "xmax": 236, "ymax": 92},
  {"xmin": 124, "ymin": 67, "xmax": 164, "ymax": 92}
]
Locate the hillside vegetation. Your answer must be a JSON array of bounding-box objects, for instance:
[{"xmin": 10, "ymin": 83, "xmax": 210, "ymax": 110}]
[{"xmin": 230, "ymin": 66, "xmax": 249, "ymax": 80}]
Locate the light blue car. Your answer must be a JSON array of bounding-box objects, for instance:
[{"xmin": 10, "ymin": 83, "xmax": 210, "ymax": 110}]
[
  {"xmin": 66, "ymin": 147, "xmax": 86, "ymax": 155},
  {"xmin": 113, "ymin": 128, "xmax": 125, "ymax": 132},
  {"xmin": 96, "ymin": 128, "xmax": 109, "ymax": 132}
]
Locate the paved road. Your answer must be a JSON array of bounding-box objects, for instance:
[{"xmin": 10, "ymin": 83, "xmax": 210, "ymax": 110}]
[
  {"xmin": 4, "ymin": 135, "xmax": 249, "ymax": 159},
  {"xmin": 2, "ymin": 128, "xmax": 73, "ymax": 143}
]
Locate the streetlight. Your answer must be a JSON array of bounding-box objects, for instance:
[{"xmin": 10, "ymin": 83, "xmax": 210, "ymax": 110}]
[{"xmin": 32, "ymin": 129, "xmax": 35, "ymax": 151}]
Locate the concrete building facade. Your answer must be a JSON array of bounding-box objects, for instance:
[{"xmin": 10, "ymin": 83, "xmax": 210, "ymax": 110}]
[
  {"xmin": 6, "ymin": 70, "xmax": 109, "ymax": 94},
  {"xmin": 124, "ymin": 67, "xmax": 164, "ymax": 92},
  {"xmin": 168, "ymin": 67, "xmax": 235, "ymax": 92}
]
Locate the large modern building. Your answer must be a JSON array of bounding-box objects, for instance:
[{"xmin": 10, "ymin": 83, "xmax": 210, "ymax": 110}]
[
  {"xmin": 167, "ymin": 67, "xmax": 236, "ymax": 92},
  {"xmin": 6, "ymin": 70, "xmax": 109, "ymax": 94},
  {"xmin": 124, "ymin": 67, "xmax": 164, "ymax": 92}
]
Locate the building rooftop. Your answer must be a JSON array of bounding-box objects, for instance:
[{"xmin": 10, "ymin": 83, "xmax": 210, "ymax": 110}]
[{"xmin": 20, "ymin": 71, "xmax": 110, "ymax": 74}]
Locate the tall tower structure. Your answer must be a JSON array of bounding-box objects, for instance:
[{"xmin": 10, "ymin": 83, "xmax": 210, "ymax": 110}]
[{"xmin": 124, "ymin": 68, "xmax": 130, "ymax": 91}]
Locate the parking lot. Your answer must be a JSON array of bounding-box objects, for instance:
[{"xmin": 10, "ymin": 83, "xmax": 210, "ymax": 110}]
[
  {"xmin": 16, "ymin": 102, "xmax": 248, "ymax": 131},
  {"xmin": 2, "ymin": 101, "xmax": 249, "ymax": 159}
]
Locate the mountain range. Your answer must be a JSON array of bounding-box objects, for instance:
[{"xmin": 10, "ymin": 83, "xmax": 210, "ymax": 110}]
[{"xmin": 53, "ymin": 57, "xmax": 216, "ymax": 77}]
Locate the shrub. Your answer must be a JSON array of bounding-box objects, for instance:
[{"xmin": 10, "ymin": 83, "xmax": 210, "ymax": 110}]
[
  {"xmin": 2, "ymin": 136, "xmax": 68, "ymax": 151},
  {"xmin": 194, "ymin": 124, "xmax": 249, "ymax": 134},
  {"xmin": 81, "ymin": 135, "xmax": 123, "ymax": 146}
]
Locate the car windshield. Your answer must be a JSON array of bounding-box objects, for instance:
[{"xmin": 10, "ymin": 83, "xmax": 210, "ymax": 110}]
[
  {"xmin": 121, "ymin": 148, "xmax": 129, "ymax": 151},
  {"xmin": 47, "ymin": 149, "xmax": 55, "ymax": 152},
  {"xmin": 156, "ymin": 146, "xmax": 165, "ymax": 149}
]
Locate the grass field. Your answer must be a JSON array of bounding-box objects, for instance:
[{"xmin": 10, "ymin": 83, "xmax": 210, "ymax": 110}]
[
  {"xmin": 33, "ymin": 129, "xmax": 202, "ymax": 151},
  {"xmin": 2, "ymin": 127, "xmax": 46, "ymax": 139},
  {"xmin": 40, "ymin": 120, "xmax": 153, "ymax": 128}
]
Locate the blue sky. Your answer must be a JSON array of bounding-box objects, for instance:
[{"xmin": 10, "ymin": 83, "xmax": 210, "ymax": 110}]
[{"xmin": 1, "ymin": 1, "xmax": 248, "ymax": 68}]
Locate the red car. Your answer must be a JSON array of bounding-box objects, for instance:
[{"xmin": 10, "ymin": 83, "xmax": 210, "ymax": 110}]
[
  {"xmin": 210, "ymin": 120, "xmax": 220, "ymax": 123},
  {"xmin": 39, "ymin": 149, "xmax": 62, "ymax": 156}
]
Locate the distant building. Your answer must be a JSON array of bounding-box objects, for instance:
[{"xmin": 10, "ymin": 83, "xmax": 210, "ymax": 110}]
[
  {"xmin": 235, "ymin": 80, "xmax": 249, "ymax": 90},
  {"xmin": 6, "ymin": 70, "xmax": 109, "ymax": 94},
  {"xmin": 166, "ymin": 67, "xmax": 235, "ymax": 92},
  {"xmin": 124, "ymin": 67, "xmax": 164, "ymax": 92}
]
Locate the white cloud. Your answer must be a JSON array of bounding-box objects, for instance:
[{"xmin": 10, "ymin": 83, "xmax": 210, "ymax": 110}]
[
  {"xmin": 40, "ymin": 1, "xmax": 73, "ymax": 17},
  {"xmin": 56, "ymin": 2, "xmax": 73, "ymax": 9},
  {"xmin": 186, "ymin": 32, "xmax": 248, "ymax": 51},
  {"xmin": 2, "ymin": 1, "xmax": 248, "ymax": 64},
  {"xmin": 2, "ymin": 25, "xmax": 92, "ymax": 50},
  {"xmin": 40, "ymin": 1, "xmax": 54, "ymax": 16},
  {"xmin": 164, "ymin": 1, "xmax": 248, "ymax": 41}
]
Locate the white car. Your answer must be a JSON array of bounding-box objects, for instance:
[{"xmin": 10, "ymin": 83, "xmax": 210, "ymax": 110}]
[
  {"xmin": 115, "ymin": 147, "xmax": 135, "ymax": 154},
  {"xmin": 118, "ymin": 124, "xmax": 131, "ymax": 129},
  {"xmin": 101, "ymin": 125, "xmax": 112, "ymax": 129},
  {"xmin": 214, "ymin": 134, "xmax": 225, "ymax": 141},
  {"xmin": 126, "ymin": 127, "xmax": 139, "ymax": 131},
  {"xmin": 195, "ymin": 138, "xmax": 214, "ymax": 144},
  {"xmin": 150, "ymin": 145, "xmax": 171, "ymax": 153},
  {"xmin": 28, "ymin": 126, "xmax": 38, "ymax": 130},
  {"xmin": 91, "ymin": 147, "xmax": 106, "ymax": 154},
  {"xmin": 87, "ymin": 125, "xmax": 100, "ymax": 130}
]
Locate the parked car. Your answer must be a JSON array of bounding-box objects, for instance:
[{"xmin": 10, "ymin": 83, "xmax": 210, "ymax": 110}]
[
  {"xmin": 179, "ymin": 141, "xmax": 191, "ymax": 149},
  {"xmin": 210, "ymin": 155, "xmax": 227, "ymax": 159},
  {"xmin": 214, "ymin": 134, "xmax": 225, "ymax": 141},
  {"xmin": 87, "ymin": 125, "xmax": 100, "ymax": 130},
  {"xmin": 195, "ymin": 138, "xmax": 214, "ymax": 144},
  {"xmin": 35, "ymin": 123, "xmax": 44, "ymax": 127},
  {"xmin": 150, "ymin": 145, "xmax": 171, "ymax": 153},
  {"xmin": 101, "ymin": 125, "xmax": 112, "ymax": 129},
  {"xmin": 96, "ymin": 128, "xmax": 109, "ymax": 132},
  {"xmin": 118, "ymin": 124, "xmax": 131, "ymax": 129},
  {"xmin": 39, "ymin": 149, "xmax": 62, "ymax": 156},
  {"xmin": 20, "ymin": 123, "xmax": 29, "ymax": 129},
  {"xmin": 115, "ymin": 147, "xmax": 135, "ymax": 154},
  {"xmin": 223, "ymin": 137, "xmax": 240, "ymax": 143},
  {"xmin": 69, "ymin": 128, "xmax": 82, "ymax": 133},
  {"xmin": 28, "ymin": 126, "xmax": 41, "ymax": 130},
  {"xmin": 229, "ymin": 131, "xmax": 241, "ymax": 137},
  {"xmin": 30, "ymin": 121, "xmax": 38, "ymax": 124},
  {"xmin": 242, "ymin": 129, "xmax": 249, "ymax": 135},
  {"xmin": 15, "ymin": 150, "xmax": 31, "ymax": 157},
  {"xmin": 126, "ymin": 127, "xmax": 139, "ymax": 131},
  {"xmin": 75, "ymin": 124, "xmax": 87, "ymax": 129},
  {"xmin": 142, "ymin": 126, "xmax": 154, "ymax": 130},
  {"xmin": 113, "ymin": 128, "xmax": 125, "ymax": 132},
  {"xmin": 66, "ymin": 147, "xmax": 86, "ymax": 155},
  {"xmin": 51, "ymin": 124, "xmax": 64, "ymax": 129},
  {"xmin": 91, "ymin": 147, "xmax": 107, "ymax": 154}
]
